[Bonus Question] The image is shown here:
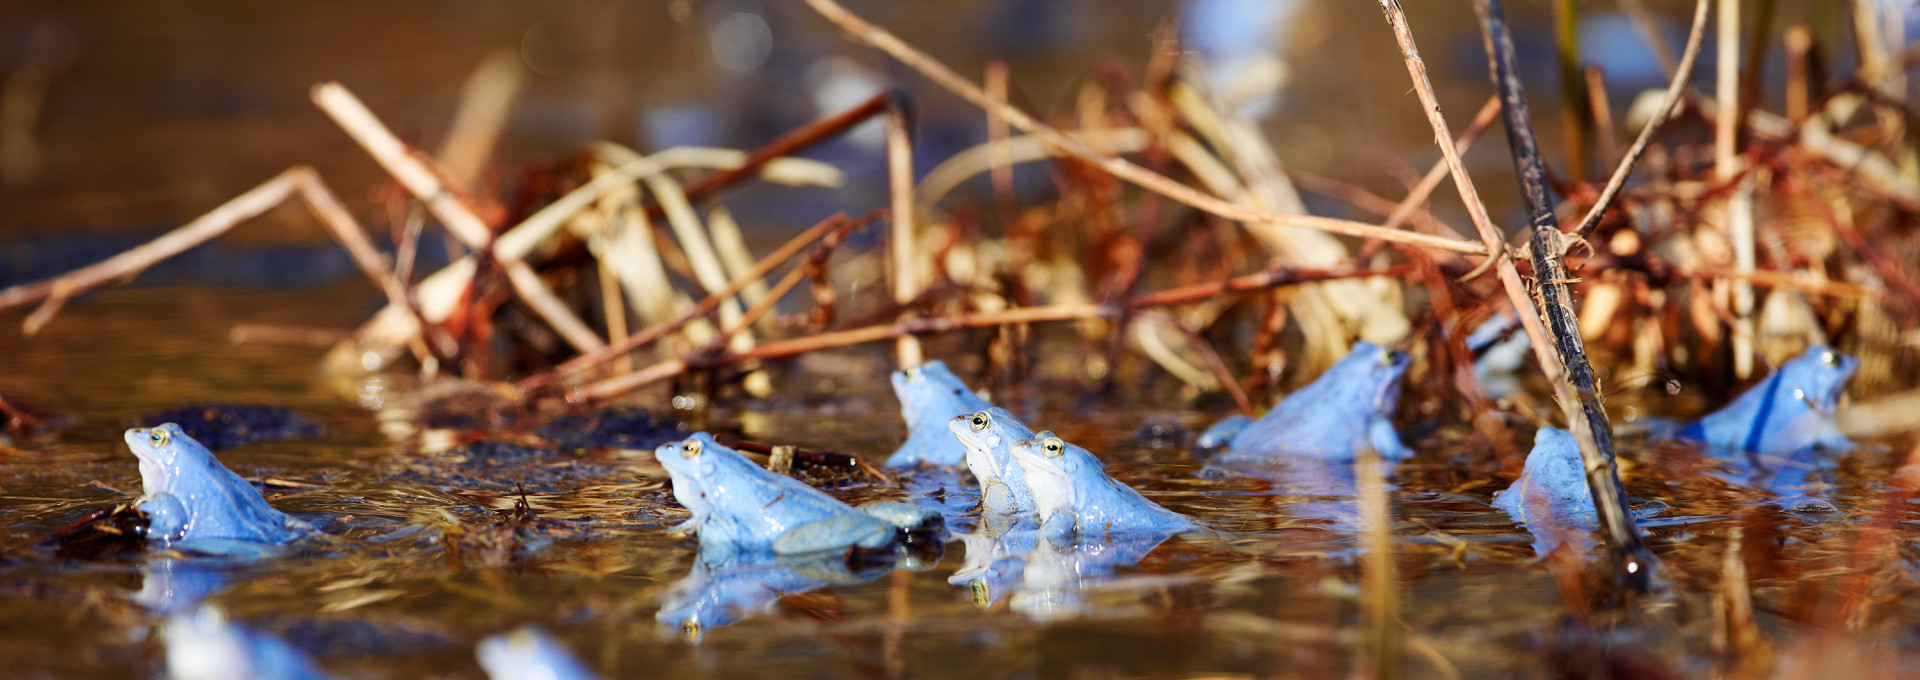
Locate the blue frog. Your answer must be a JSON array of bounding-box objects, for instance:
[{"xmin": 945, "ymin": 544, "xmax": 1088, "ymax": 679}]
[
  {"xmin": 1492, "ymin": 427, "xmax": 1597, "ymax": 527},
  {"xmin": 1008, "ymin": 435, "xmax": 1195, "ymax": 540},
  {"xmin": 1493, "ymin": 426, "xmax": 1669, "ymax": 556},
  {"xmin": 885, "ymin": 361, "xmax": 996, "ymax": 468},
  {"xmin": 476, "ymin": 626, "xmax": 602, "ymax": 680},
  {"xmin": 1202, "ymin": 341, "xmax": 1414, "ymax": 462},
  {"xmin": 1677, "ymin": 346, "xmax": 1858, "ymax": 456},
  {"xmin": 947, "ymin": 409, "xmax": 1039, "ymax": 514},
  {"xmin": 125, "ymin": 423, "xmax": 310, "ymax": 552},
  {"xmin": 654, "ymin": 433, "xmax": 941, "ymax": 555}
]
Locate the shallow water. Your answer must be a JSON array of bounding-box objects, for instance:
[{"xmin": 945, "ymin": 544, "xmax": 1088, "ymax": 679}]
[{"xmin": 2, "ymin": 286, "xmax": 1918, "ymax": 679}]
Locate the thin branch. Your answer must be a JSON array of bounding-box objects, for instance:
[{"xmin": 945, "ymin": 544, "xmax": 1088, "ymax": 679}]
[
  {"xmin": 799, "ymin": 0, "xmax": 1491, "ymax": 258},
  {"xmin": 1569, "ymin": 0, "xmax": 1710, "ymax": 243}
]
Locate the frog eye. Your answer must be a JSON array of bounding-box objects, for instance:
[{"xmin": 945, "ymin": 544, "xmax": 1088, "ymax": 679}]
[
  {"xmin": 680, "ymin": 618, "xmax": 701, "ymax": 641},
  {"xmin": 680, "ymin": 440, "xmax": 703, "ymax": 458},
  {"xmin": 1380, "ymin": 350, "xmax": 1404, "ymax": 367},
  {"xmin": 904, "ymin": 366, "xmax": 923, "ymax": 382},
  {"xmin": 149, "ymin": 429, "xmax": 170, "ymax": 447},
  {"xmin": 1820, "ymin": 350, "xmax": 1840, "ymax": 367},
  {"xmin": 1042, "ymin": 438, "xmax": 1063, "ymax": 457},
  {"xmin": 969, "ymin": 412, "xmax": 990, "ymax": 432},
  {"xmin": 968, "ymin": 580, "xmax": 991, "ymax": 607}
]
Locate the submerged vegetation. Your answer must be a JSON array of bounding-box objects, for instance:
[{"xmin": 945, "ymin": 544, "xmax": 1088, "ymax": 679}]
[{"xmin": 3, "ymin": 0, "xmax": 1920, "ymax": 677}]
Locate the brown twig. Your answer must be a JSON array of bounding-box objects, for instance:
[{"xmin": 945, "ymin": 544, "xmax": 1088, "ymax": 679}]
[
  {"xmin": 799, "ymin": 0, "xmax": 1490, "ymax": 258},
  {"xmin": 663, "ymin": 92, "xmax": 891, "ymax": 220},
  {"xmin": 519, "ymin": 211, "xmax": 872, "ymax": 392},
  {"xmin": 1568, "ymin": 0, "xmax": 1710, "ymax": 244}
]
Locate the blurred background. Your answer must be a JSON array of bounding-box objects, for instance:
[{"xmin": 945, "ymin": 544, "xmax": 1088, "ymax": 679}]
[{"xmin": 0, "ymin": 0, "xmax": 1804, "ymax": 289}]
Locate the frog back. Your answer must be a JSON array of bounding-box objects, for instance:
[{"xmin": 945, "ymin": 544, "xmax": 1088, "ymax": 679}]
[{"xmin": 163, "ymin": 456, "xmax": 302, "ymax": 546}]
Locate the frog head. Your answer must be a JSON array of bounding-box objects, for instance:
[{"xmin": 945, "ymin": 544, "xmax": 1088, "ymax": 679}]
[
  {"xmin": 948, "ymin": 410, "xmax": 1035, "ymax": 470},
  {"xmin": 1329, "ymin": 341, "xmax": 1410, "ymax": 416},
  {"xmin": 124, "ymin": 423, "xmax": 217, "ymax": 500},
  {"xmin": 892, "ymin": 361, "xmax": 988, "ymax": 428},
  {"xmin": 1779, "ymin": 346, "xmax": 1857, "ymax": 414},
  {"xmin": 654, "ymin": 433, "xmax": 761, "ymax": 521},
  {"xmin": 1009, "ymin": 435, "xmax": 1102, "ymax": 519}
]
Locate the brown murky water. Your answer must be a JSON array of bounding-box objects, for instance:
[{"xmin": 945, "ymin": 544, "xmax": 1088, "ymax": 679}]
[{"xmin": 2, "ymin": 285, "xmax": 1917, "ymax": 679}]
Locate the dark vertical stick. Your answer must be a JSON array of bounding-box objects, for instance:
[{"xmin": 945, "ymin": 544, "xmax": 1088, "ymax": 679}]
[{"xmin": 1474, "ymin": 0, "xmax": 1656, "ymax": 591}]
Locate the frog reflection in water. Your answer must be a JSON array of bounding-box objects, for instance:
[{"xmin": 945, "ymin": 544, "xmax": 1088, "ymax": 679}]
[
  {"xmin": 1009, "ymin": 435, "xmax": 1195, "ymax": 540},
  {"xmin": 1677, "ymin": 345, "xmax": 1858, "ymax": 456},
  {"xmin": 656, "ymin": 543, "xmax": 906, "ymax": 640},
  {"xmin": 126, "ymin": 423, "xmax": 310, "ymax": 551},
  {"xmin": 654, "ymin": 433, "xmax": 941, "ymax": 555},
  {"xmin": 886, "ymin": 360, "xmax": 995, "ymax": 468},
  {"xmin": 1199, "ymin": 341, "xmax": 1413, "ymax": 462},
  {"xmin": 476, "ymin": 626, "xmax": 602, "ymax": 680},
  {"xmin": 948, "ymin": 409, "xmax": 1038, "ymax": 514}
]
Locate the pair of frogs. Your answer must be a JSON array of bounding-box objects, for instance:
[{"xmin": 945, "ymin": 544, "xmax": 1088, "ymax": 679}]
[
  {"xmin": 1494, "ymin": 345, "xmax": 1859, "ymax": 529},
  {"xmin": 888, "ymin": 360, "xmax": 1198, "ymax": 539}
]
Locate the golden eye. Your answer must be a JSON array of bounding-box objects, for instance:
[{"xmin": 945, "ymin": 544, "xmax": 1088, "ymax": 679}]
[
  {"xmin": 969, "ymin": 580, "xmax": 991, "ymax": 607},
  {"xmin": 969, "ymin": 412, "xmax": 989, "ymax": 432},
  {"xmin": 681, "ymin": 440, "xmax": 703, "ymax": 458},
  {"xmin": 680, "ymin": 619, "xmax": 701, "ymax": 640},
  {"xmin": 1043, "ymin": 438, "xmax": 1063, "ymax": 457},
  {"xmin": 1820, "ymin": 350, "xmax": 1839, "ymax": 366},
  {"xmin": 149, "ymin": 429, "xmax": 170, "ymax": 447},
  {"xmin": 1380, "ymin": 350, "xmax": 1404, "ymax": 367}
]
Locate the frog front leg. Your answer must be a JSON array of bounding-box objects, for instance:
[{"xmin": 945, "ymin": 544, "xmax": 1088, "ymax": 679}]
[
  {"xmin": 140, "ymin": 492, "xmax": 191, "ymax": 544},
  {"xmin": 1040, "ymin": 511, "xmax": 1077, "ymax": 543},
  {"xmin": 667, "ymin": 516, "xmax": 704, "ymax": 537},
  {"xmin": 1196, "ymin": 415, "xmax": 1252, "ymax": 455},
  {"xmin": 1367, "ymin": 415, "xmax": 1416, "ymax": 461}
]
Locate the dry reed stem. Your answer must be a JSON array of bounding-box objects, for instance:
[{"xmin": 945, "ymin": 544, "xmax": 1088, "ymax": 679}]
[
  {"xmin": 312, "ymin": 82, "xmax": 606, "ymax": 353},
  {"xmin": 436, "ymin": 50, "xmax": 522, "ymax": 187},
  {"xmin": 919, "ymin": 128, "xmax": 1150, "ymax": 208},
  {"xmin": 1356, "ymin": 445, "xmax": 1402, "ymax": 680},
  {"xmin": 1585, "ymin": 67, "xmax": 1617, "ymax": 168},
  {"xmin": 886, "ymin": 101, "xmax": 924, "ymax": 368},
  {"xmin": 985, "ymin": 60, "xmax": 1015, "ymax": 216},
  {"xmin": 643, "ymin": 172, "xmax": 754, "ymax": 355},
  {"xmin": 1715, "ymin": 0, "xmax": 1740, "ymax": 183},
  {"xmin": 1380, "ymin": 96, "xmax": 1501, "ymax": 239},
  {"xmin": 1715, "ymin": 0, "xmax": 1758, "ymax": 378},
  {"xmin": 520, "ymin": 212, "xmax": 868, "ymax": 392},
  {"xmin": 705, "ymin": 204, "xmax": 771, "ymax": 320},
  {"xmin": 800, "ymin": 0, "xmax": 1490, "ymax": 257},
  {"xmin": 1568, "ymin": 0, "xmax": 1709, "ymax": 243}
]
